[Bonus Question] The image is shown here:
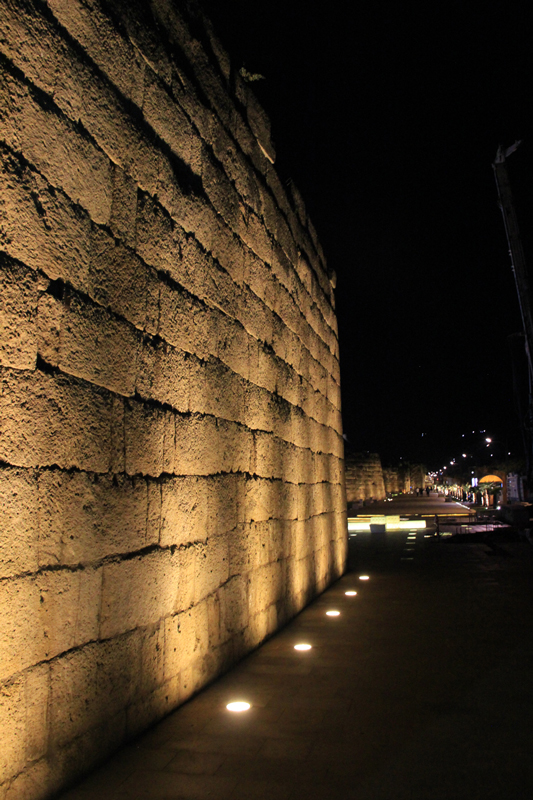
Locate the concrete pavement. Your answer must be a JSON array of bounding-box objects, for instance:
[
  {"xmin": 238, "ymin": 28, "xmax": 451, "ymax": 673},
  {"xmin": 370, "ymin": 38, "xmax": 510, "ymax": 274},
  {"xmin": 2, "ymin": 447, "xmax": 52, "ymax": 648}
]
[
  {"xmin": 56, "ymin": 498, "xmax": 533, "ymax": 799},
  {"xmin": 349, "ymin": 491, "xmax": 472, "ymax": 519}
]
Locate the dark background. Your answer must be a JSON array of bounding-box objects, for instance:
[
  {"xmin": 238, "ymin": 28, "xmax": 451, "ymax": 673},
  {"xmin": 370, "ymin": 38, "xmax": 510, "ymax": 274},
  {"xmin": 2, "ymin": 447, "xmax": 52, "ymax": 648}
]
[{"xmin": 202, "ymin": 0, "xmax": 532, "ymax": 470}]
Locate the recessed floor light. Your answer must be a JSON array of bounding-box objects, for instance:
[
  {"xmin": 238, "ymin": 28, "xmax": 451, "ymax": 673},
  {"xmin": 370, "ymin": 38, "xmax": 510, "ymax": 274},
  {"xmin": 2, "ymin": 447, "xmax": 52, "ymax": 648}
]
[
  {"xmin": 345, "ymin": 591, "xmax": 357, "ymax": 596},
  {"xmin": 294, "ymin": 644, "xmax": 312, "ymax": 651},
  {"xmin": 326, "ymin": 610, "xmax": 340, "ymax": 616},
  {"xmin": 226, "ymin": 702, "xmax": 251, "ymax": 712},
  {"xmin": 359, "ymin": 575, "xmax": 370, "ymax": 581}
]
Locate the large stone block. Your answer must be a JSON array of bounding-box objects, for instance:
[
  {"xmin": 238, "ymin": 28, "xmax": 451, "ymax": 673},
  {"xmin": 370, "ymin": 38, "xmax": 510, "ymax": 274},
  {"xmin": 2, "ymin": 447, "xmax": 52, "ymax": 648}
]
[
  {"xmin": 88, "ymin": 234, "xmax": 160, "ymax": 335},
  {"xmin": 0, "ymin": 467, "xmax": 39, "ymax": 579},
  {"xmin": 243, "ymin": 475, "xmax": 281, "ymax": 524},
  {"xmin": 243, "ymin": 384, "xmax": 275, "ymax": 433},
  {"xmin": 201, "ymin": 153, "xmax": 241, "ymax": 230},
  {"xmin": 59, "ymin": 294, "xmax": 142, "ymax": 396},
  {"xmin": 135, "ymin": 192, "xmax": 185, "ymax": 279},
  {"xmin": 215, "ymin": 315, "xmax": 252, "ymax": 382},
  {"xmin": 124, "ymin": 399, "xmax": 176, "ymax": 477},
  {"xmin": 110, "ymin": 165, "xmax": 138, "ymax": 248},
  {"xmin": 48, "ymin": 636, "xmax": 140, "ymax": 747},
  {"xmin": 36, "ymin": 293, "xmax": 62, "ymax": 368},
  {"xmin": 0, "ymin": 577, "xmax": 41, "ymax": 681},
  {"xmin": 142, "ymin": 68, "xmax": 202, "ymax": 177},
  {"xmin": 174, "ymin": 414, "xmax": 252, "ymax": 476},
  {"xmin": 139, "ymin": 622, "xmax": 166, "ymax": 698},
  {"xmin": 45, "ymin": 0, "xmax": 146, "ymax": 108},
  {"xmin": 137, "ymin": 337, "xmax": 190, "ymax": 413},
  {"xmin": 189, "ymin": 355, "xmax": 245, "ymax": 423},
  {"xmin": 160, "ymin": 475, "xmax": 209, "ymax": 548},
  {"xmin": 163, "ymin": 600, "xmax": 209, "ymax": 681},
  {"xmin": 158, "ymin": 281, "xmax": 213, "ymax": 361},
  {"xmin": 0, "ymin": 566, "xmax": 100, "ymax": 681},
  {"xmin": 99, "ymin": 550, "xmax": 177, "ymax": 639},
  {"xmin": 37, "ymin": 567, "xmax": 101, "ymax": 661},
  {"xmin": 247, "ymin": 561, "xmax": 283, "ymax": 615},
  {"xmin": 207, "ymin": 473, "xmax": 245, "ymax": 535},
  {"xmin": 0, "ymin": 369, "xmax": 118, "ymax": 472},
  {"xmin": 0, "ymin": 663, "xmax": 50, "ymax": 788},
  {"xmin": 220, "ymin": 575, "xmax": 248, "ymax": 636},
  {"xmin": 0, "ymin": 149, "xmax": 157, "ymax": 338},
  {"xmin": 37, "ymin": 470, "xmax": 154, "ymax": 567},
  {"xmin": 193, "ymin": 533, "xmax": 230, "ymax": 604},
  {"xmin": 248, "ymin": 341, "xmax": 277, "ymax": 395},
  {"xmin": 0, "ymin": 255, "xmax": 46, "ymax": 370},
  {"xmin": 0, "ymin": 66, "xmax": 112, "ymax": 226}
]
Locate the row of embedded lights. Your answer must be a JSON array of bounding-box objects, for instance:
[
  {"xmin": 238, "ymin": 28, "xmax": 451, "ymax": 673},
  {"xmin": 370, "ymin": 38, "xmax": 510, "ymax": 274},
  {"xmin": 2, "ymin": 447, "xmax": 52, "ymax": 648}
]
[{"xmin": 226, "ymin": 575, "xmax": 370, "ymax": 712}]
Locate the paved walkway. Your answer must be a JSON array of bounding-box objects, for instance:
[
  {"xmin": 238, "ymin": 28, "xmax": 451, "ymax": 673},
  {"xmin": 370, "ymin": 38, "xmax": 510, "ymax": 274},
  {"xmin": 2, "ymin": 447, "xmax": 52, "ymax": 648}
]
[
  {"xmin": 349, "ymin": 492, "xmax": 472, "ymax": 518},
  {"xmin": 57, "ymin": 505, "xmax": 532, "ymax": 799}
]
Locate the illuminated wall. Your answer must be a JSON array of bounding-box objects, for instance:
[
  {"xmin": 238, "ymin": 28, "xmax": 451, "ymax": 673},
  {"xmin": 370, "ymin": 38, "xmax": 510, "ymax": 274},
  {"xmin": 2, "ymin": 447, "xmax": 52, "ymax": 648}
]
[
  {"xmin": 345, "ymin": 453, "xmax": 386, "ymax": 503},
  {"xmin": 383, "ymin": 467, "xmax": 410, "ymax": 494},
  {"xmin": 0, "ymin": 1, "xmax": 346, "ymax": 797}
]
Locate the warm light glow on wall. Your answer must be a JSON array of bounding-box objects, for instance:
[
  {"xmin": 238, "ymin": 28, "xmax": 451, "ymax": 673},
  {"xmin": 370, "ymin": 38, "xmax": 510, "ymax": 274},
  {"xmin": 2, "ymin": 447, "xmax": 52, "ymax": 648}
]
[{"xmin": 226, "ymin": 702, "xmax": 251, "ymax": 712}]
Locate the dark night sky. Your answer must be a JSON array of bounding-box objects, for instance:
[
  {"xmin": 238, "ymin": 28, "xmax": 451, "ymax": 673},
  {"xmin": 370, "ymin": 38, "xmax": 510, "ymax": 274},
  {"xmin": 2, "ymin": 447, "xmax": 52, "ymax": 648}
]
[{"xmin": 203, "ymin": 0, "xmax": 532, "ymax": 469}]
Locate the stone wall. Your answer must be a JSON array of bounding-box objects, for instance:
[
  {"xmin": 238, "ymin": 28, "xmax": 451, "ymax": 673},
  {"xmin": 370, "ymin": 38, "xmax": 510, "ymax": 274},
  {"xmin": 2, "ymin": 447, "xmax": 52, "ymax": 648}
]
[
  {"xmin": 383, "ymin": 467, "xmax": 408, "ymax": 494},
  {"xmin": 344, "ymin": 453, "xmax": 385, "ymax": 504},
  {"xmin": 0, "ymin": 1, "xmax": 346, "ymax": 797},
  {"xmin": 382, "ymin": 465, "xmax": 425, "ymax": 494}
]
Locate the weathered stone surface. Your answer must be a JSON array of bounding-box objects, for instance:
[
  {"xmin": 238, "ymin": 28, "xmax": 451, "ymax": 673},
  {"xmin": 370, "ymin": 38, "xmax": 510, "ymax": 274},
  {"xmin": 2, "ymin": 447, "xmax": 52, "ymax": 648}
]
[
  {"xmin": 37, "ymin": 471, "xmax": 156, "ymax": 566},
  {"xmin": 0, "ymin": 66, "xmax": 112, "ymax": 226},
  {"xmin": 345, "ymin": 452, "xmax": 386, "ymax": 504},
  {"xmin": 0, "ymin": 369, "xmax": 119, "ymax": 472},
  {"xmin": 0, "ymin": 255, "xmax": 45, "ymax": 370},
  {"xmin": 0, "ymin": 1, "xmax": 345, "ymax": 797},
  {"xmin": 0, "ymin": 467, "xmax": 39, "ymax": 579}
]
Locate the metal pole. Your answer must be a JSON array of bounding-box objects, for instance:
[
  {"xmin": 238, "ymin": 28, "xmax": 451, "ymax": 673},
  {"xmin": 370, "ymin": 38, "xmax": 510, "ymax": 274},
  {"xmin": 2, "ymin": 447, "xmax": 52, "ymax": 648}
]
[{"xmin": 493, "ymin": 142, "xmax": 533, "ymax": 488}]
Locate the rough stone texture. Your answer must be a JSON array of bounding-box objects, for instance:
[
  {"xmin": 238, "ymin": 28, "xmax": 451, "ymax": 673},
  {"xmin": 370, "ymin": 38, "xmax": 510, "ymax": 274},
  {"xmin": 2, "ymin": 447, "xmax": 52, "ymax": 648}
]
[
  {"xmin": 345, "ymin": 453, "xmax": 386, "ymax": 504},
  {"xmin": 0, "ymin": 1, "xmax": 346, "ymax": 797},
  {"xmin": 383, "ymin": 466, "xmax": 410, "ymax": 494},
  {"xmin": 345, "ymin": 456, "xmax": 426, "ymax": 504}
]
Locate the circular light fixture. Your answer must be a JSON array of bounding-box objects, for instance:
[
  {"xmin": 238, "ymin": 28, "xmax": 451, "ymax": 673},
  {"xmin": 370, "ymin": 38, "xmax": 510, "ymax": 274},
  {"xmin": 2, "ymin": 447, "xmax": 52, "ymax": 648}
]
[
  {"xmin": 326, "ymin": 610, "xmax": 340, "ymax": 617},
  {"xmin": 226, "ymin": 702, "xmax": 251, "ymax": 712},
  {"xmin": 294, "ymin": 643, "xmax": 312, "ymax": 651},
  {"xmin": 359, "ymin": 575, "xmax": 370, "ymax": 581},
  {"xmin": 345, "ymin": 590, "xmax": 357, "ymax": 596}
]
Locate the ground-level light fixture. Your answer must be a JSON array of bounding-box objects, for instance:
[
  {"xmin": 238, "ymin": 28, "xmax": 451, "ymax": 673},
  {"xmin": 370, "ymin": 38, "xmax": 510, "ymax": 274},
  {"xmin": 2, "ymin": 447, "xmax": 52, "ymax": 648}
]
[
  {"xmin": 226, "ymin": 702, "xmax": 251, "ymax": 712},
  {"xmin": 294, "ymin": 643, "xmax": 312, "ymax": 651},
  {"xmin": 345, "ymin": 590, "xmax": 357, "ymax": 596},
  {"xmin": 359, "ymin": 575, "xmax": 370, "ymax": 581},
  {"xmin": 326, "ymin": 610, "xmax": 340, "ymax": 616}
]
